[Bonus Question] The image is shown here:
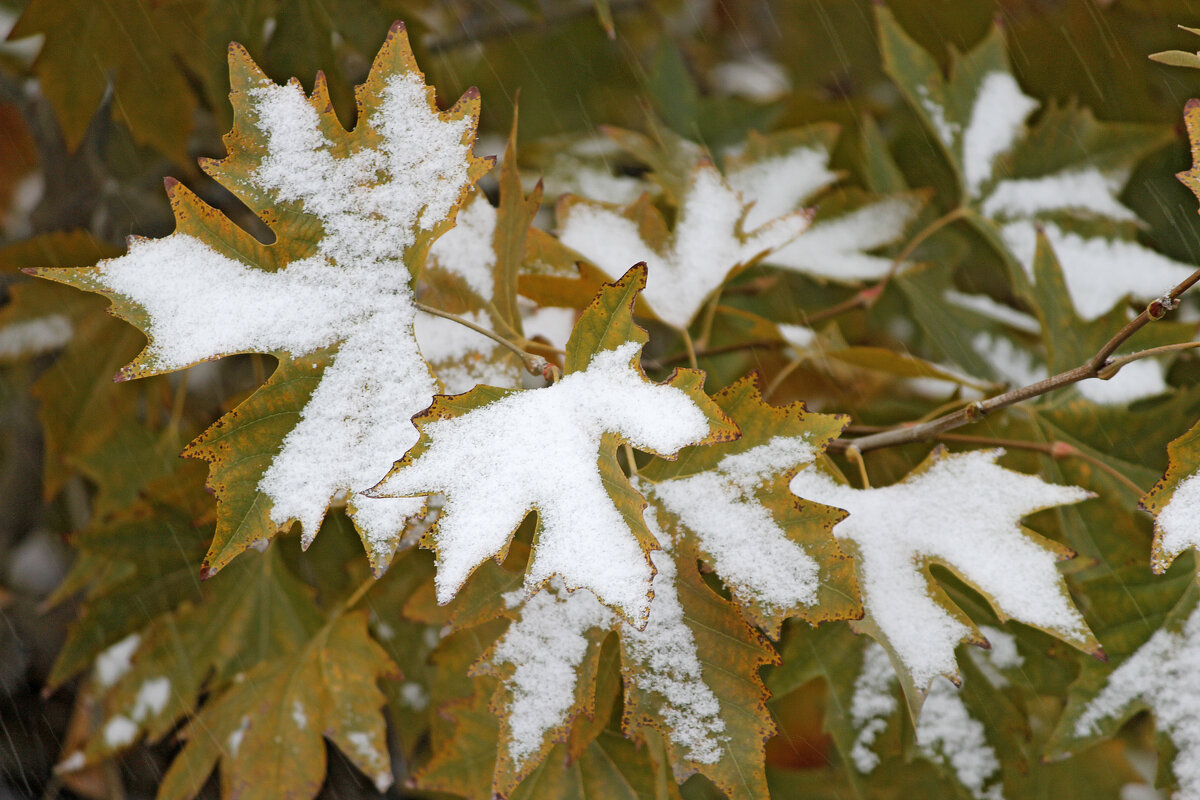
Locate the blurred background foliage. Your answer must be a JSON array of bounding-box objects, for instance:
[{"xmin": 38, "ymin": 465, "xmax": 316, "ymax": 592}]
[{"xmin": 3, "ymin": 0, "xmax": 1200, "ymax": 797}]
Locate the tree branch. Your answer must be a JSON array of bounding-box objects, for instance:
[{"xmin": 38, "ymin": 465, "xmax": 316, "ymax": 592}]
[{"xmin": 834, "ymin": 266, "xmax": 1200, "ymax": 454}]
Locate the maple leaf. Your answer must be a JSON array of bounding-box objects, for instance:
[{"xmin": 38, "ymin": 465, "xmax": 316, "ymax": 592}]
[
  {"xmin": 555, "ymin": 161, "xmax": 810, "ymax": 329},
  {"xmin": 877, "ymin": 5, "xmax": 1192, "ymax": 320},
  {"xmin": 155, "ymin": 612, "xmax": 397, "ymax": 800},
  {"xmin": 788, "ymin": 448, "xmax": 1100, "ymax": 707},
  {"xmin": 372, "ymin": 265, "xmax": 737, "ymax": 622},
  {"xmin": 30, "ymin": 25, "xmax": 491, "ymax": 574},
  {"xmin": 639, "ymin": 373, "xmax": 860, "ymax": 637}
]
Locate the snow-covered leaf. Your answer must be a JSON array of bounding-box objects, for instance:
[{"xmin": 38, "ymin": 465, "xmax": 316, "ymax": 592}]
[
  {"xmin": 788, "ymin": 448, "xmax": 1099, "ymax": 709},
  {"xmin": 372, "ymin": 265, "xmax": 737, "ymax": 623},
  {"xmin": 1143, "ymin": 420, "xmax": 1200, "ymax": 575},
  {"xmin": 556, "ymin": 162, "xmax": 809, "ymax": 329},
  {"xmin": 639, "ymin": 374, "xmax": 859, "ymax": 637},
  {"xmin": 31, "ymin": 25, "xmax": 490, "ymax": 574},
  {"xmin": 878, "ymin": 6, "xmax": 1190, "ymax": 320}
]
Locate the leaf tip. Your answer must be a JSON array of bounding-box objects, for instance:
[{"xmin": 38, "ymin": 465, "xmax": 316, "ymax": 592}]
[
  {"xmin": 1092, "ymin": 645, "xmax": 1108, "ymax": 663},
  {"xmin": 198, "ymin": 563, "xmax": 215, "ymax": 581}
]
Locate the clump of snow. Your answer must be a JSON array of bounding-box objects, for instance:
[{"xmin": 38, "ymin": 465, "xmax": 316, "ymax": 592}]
[
  {"xmin": 1153, "ymin": 473, "xmax": 1200, "ymax": 570},
  {"xmin": 711, "ymin": 55, "xmax": 791, "ymax": 102},
  {"xmin": 55, "ymin": 751, "xmax": 85, "ymax": 774},
  {"xmin": 103, "ymin": 715, "xmax": 137, "ymax": 749},
  {"xmin": 961, "ymin": 72, "xmax": 1038, "ymax": 198},
  {"xmin": 1000, "ymin": 221, "xmax": 1195, "ymax": 322},
  {"xmin": 399, "ymin": 681, "xmax": 429, "ymax": 711},
  {"xmin": 131, "ymin": 677, "xmax": 171, "ymax": 721},
  {"xmin": 1075, "ymin": 606, "xmax": 1200, "ymax": 797},
  {"xmin": 92, "ymin": 65, "xmax": 481, "ymax": 559},
  {"xmin": 427, "ymin": 192, "xmax": 497, "ymax": 300},
  {"xmin": 490, "ymin": 581, "xmax": 613, "ymax": 768},
  {"xmin": 0, "ymin": 315, "xmax": 72, "ymax": 359},
  {"xmin": 344, "ymin": 731, "xmax": 391, "ymax": 792},
  {"xmin": 764, "ymin": 196, "xmax": 924, "ymax": 281},
  {"xmin": 520, "ymin": 303, "xmax": 576, "ymax": 352},
  {"xmin": 95, "ymin": 634, "xmax": 140, "ymax": 689},
  {"xmin": 851, "ymin": 642, "xmax": 1006, "ymax": 799},
  {"xmin": 789, "ymin": 451, "xmax": 1092, "ymax": 688},
  {"xmin": 291, "ymin": 699, "xmax": 308, "ymax": 730},
  {"xmin": 648, "ymin": 436, "xmax": 822, "ymax": 617},
  {"xmin": 943, "ymin": 291, "xmax": 1039, "ymax": 334},
  {"xmin": 850, "ymin": 642, "xmax": 899, "ymax": 772},
  {"xmin": 778, "ymin": 323, "xmax": 816, "ymax": 351},
  {"xmin": 981, "ymin": 169, "xmax": 1138, "ymax": 222},
  {"xmin": 917, "ymin": 85, "xmax": 958, "ymax": 147},
  {"xmin": 228, "ymin": 715, "xmax": 251, "ymax": 756},
  {"xmin": 373, "ymin": 342, "xmax": 714, "ymax": 621},
  {"xmin": 726, "ymin": 148, "xmax": 836, "ymax": 232},
  {"xmin": 558, "ymin": 165, "xmax": 809, "ymax": 328},
  {"xmin": 622, "ymin": 525, "xmax": 728, "ymax": 765}
]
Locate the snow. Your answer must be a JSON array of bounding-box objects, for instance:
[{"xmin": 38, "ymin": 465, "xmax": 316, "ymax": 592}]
[
  {"xmin": 969, "ymin": 626, "xmax": 1023, "ymax": 688},
  {"xmin": 520, "ymin": 303, "xmax": 576, "ymax": 351},
  {"xmin": 943, "ymin": 290, "xmax": 1039, "ymax": 334},
  {"xmin": 95, "ymin": 633, "xmax": 140, "ymax": 688},
  {"xmin": 981, "ymin": 168, "xmax": 1138, "ymax": 222},
  {"xmin": 917, "ymin": 85, "xmax": 958, "ymax": 147},
  {"xmin": 1153, "ymin": 472, "xmax": 1200, "ymax": 571},
  {"xmin": 726, "ymin": 147, "xmax": 836, "ymax": 231},
  {"xmin": 372, "ymin": 342, "xmax": 714, "ymax": 622},
  {"xmin": 558, "ymin": 164, "xmax": 809, "ymax": 328},
  {"xmin": 490, "ymin": 582, "xmax": 613, "ymax": 768},
  {"xmin": 763, "ymin": 195, "xmax": 923, "ymax": 281},
  {"xmin": 711, "ymin": 55, "xmax": 791, "ymax": 102},
  {"xmin": 103, "ymin": 715, "xmax": 137, "ymax": 749},
  {"xmin": 0, "ymin": 315, "xmax": 72, "ymax": 359},
  {"xmin": 622, "ymin": 524, "xmax": 728, "ymax": 765},
  {"xmin": 131, "ymin": 677, "xmax": 170, "ymax": 721},
  {"xmin": 778, "ymin": 323, "xmax": 816, "ymax": 351},
  {"xmin": 55, "ymin": 751, "xmax": 85, "ymax": 774},
  {"xmin": 414, "ymin": 309, "xmax": 518, "ymax": 394},
  {"xmin": 850, "ymin": 642, "xmax": 898, "ymax": 772},
  {"xmin": 1000, "ymin": 220, "xmax": 1195, "ymax": 321},
  {"xmin": 961, "ymin": 72, "xmax": 1038, "ymax": 197},
  {"xmin": 970, "ymin": 331, "xmax": 1169, "ymax": 407},
  {"xmin": 89, "ymin": 65, "xmax": 479, "ymax": 561},
  {"xmin": 291, "ymin": 699, "xmax": 307, "ymax": 730},
  {"xmin": 1075, "ymin": 605, "xmax": 1200, "ymax": 797},
  {"xmin": 228, "ymin": 715, "xmax": 251, "ymax": 756},
  {"xmin": 345, "ymin": 731, "xmax": 391, "ymax": 792},
  {"xmin": 851, "ymin": 641, "xmax": 1005, "ymax": 799},
  {"xmin": 648, "ymin": 436, "xmax": 822, "ymax": 617},
  {"xmin": 789, "ymin": 450, "xmax": 1092, "ymax": 688},
  {"xmin": 427, "ymin": 191, "xmax": 496, "ymax": 300},
  {"xmin": 399, "ymin": 681, "xmax": 429, "ymax": 710}
]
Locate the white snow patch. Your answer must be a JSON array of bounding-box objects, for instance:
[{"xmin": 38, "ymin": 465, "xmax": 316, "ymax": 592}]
[
  {"xmin": 1000, "ymin": 220, "xmax": 1196, "ymax": 321},
  {"xmin": 345, "ymin": 731, "xmax": 392, "ymax": 792},
  {"xmin": 228, "ymin": 715, "xmax": 251, "ymax": 756},
  {"xmin": 764, "ymin": 195, "xmax": 923, "ymax": 281},
  {"xmin": 1154, "ymin": 472, "xmax": 1200, "ymax": 568},
  {"xmin": 852, "ymin": 642, "xmax": 1005, "ymax": 799},
  {"xmin": 0, "ymin": 315, "xmax": 72, "ymax": 359},
  {"xmin": 428, "ymin": 191, "xmax": 496, "ymax": 300},
  {"xmin": 103, "ymin": 715, "xmax": 137, "ymax": 749},
  {"xmin": 944, "ymin": 290, "xmax": 1039, "ymax": 334},
  {"xmin": 726, "ymin": 147, "xmax": 836, "ymax": 231},
  {"xmin": 969, "ymin": 625, "xmax": 1023, "ymax": 688},
  {"xmin": 711, "ymin": 55, "xmax": 791, "ymax": 102},
  {"xmin": 131, "ymin": 677, "xmax": 170, "ymax": 721},
  {"xmin": 559, "ymin": 165, "xmax": 808, "ymax": 328},
  {"xmin": 981, "ymin": 168, "xmax": 1138, "ymax": 222},
  {"xmin": 491, "ymin": 582, "xmax": 613, "ymax": 768},
  {"xmin": 649, "ymin": 436, "xmax": 822, "ymax": 617},
  {"xmin": 95, "ymin": 633, "xmax": 140, "ymax": 689},
  {"xmin": 917, "ymin": 85, "xmax": 958, "ymax": 147},
  {"xmin": 374, "ymin": 342, "xmax": 713, "ymax": 622},
  {"xmin": 414, "ymin": 309, "xmax": 517, "ymax": 394},
  {"xmin": 399, "ymin": 681, "xmax": 429, "ymax": 711},
  {"xmin": 520, "ymin": 303, "xmax": 576, "ymax": 352},
  {"xmin": 55, "ymin": 751, "xmax": 85, "ymax": 774},
  {"xmin": 778, "ymin": 323, "xmax": 816, "ymax": 351},
  {"xmin": 292, "ymin": 699, "xmax": 308, "ymax": 730},
  {"xmin": 1076, "ymin": 605, "xmax": 1200, "ymax": 797},
  {"xmin": 622, "ymin": 523, "xmax": 728, "ymax": 765},
  {"xmin": 94, "ymin": 68, "xmax": 478, "ymax": 557},
  {"xmin": 789, "ymin": 451, "xmax": 1091, "ymax": 688},
  {"xmin": 961, "ymin": 72, "xmax": 1037, "ymax": 197}
]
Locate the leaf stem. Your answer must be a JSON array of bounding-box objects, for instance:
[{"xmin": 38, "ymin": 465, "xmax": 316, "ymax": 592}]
[
  {"xmin": 415, "ymin": 302, "xmax": 557, "ymax": 381},
  {"xmin": 341, "ymin": 575, "xmax": 377, "ymax": 613},
  {"xmin": 845, "ymin": 444, "xmax": 871, "ymax": 488},
  {"xmin": 679, "ymin": 328, "xmax": 699, "ymax": 369},
  {"xmin": 834, "ymin": 266, "xmax": 1200, "ymax": 454},
  {"xmin": 624, "ymin": 443, "xmax": 639, "ymax": 477}
]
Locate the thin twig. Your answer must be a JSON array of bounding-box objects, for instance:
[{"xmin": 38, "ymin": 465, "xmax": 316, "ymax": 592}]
[
  {"xmin": 624, "ymin": 443, "xmax": 639, "ymax": 478},
  {"xmin": 415, "ymin": 302, "xmax": 555, "ymax": 380},
  {"xmin": 835, "ymin": 267, "xmax": 1200, "ymax": 454},
  {"xmin": 679, "ymin": 328, "xmax": 699, "ymax": 369},
  {"xmin": 1096, "ymin": 340, "xmax": 1200, "ymax": 379},
  {"xmin": 342, "ymin": 576, "xmax": 377, "ymax": 612},
  {"xmin": 844, "ymin": 445, "xmax": 870, "ymax": 488}
]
